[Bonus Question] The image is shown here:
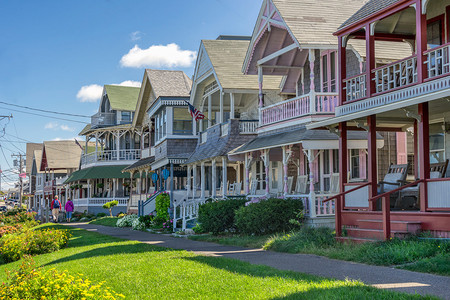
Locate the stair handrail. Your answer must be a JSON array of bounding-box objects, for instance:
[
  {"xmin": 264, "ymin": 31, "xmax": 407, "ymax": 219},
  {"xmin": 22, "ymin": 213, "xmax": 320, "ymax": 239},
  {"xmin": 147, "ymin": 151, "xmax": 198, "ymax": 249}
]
[
  {"xmin": 139, "ymin": 190, "xmax": 163, "ymax": 216},
  {"xmin": 322, "ymin": 182, "xmax": 371, "ymax": 203},
  {"xmin": 367, "ymin": 179, "xmax": 423, "ymax": 240}
]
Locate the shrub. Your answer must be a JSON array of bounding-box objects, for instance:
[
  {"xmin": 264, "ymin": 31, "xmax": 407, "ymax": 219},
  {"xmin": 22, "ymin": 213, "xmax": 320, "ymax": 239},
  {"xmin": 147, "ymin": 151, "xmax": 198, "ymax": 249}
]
[
  {"xmin": 139, "ymin": 214, "xmax": 154, "ymax": 228},
  {"xmin": 0, "ymin": 209, "xmax": 37, "ymax": 227},
  {"xmin": 0, "ymin": 225, "xmax": 22, "ymax": 237},
  {"xmin": 155, "ymin": 193, "xmax": 170, "ymax": 223},
  {"xmin": 131, "ymin": 218, "xmax": 147, "ymax": 231},
  {"xmin": 162, "ymin": 219, "xmax": 173, "ymax": 232},
  {"xmin": 103, "ymin": 200, "xmax": 119, "ymax": 217},
  {"xmin": 0, "ymin": 257, "xmax": 125, "ymax": 299},
  {"xmin": 192, "ymin": 223, "xmax": 204, "ymax": 234},
  {"xmin": 116, "ymin": 214, "xmax": 138, "ymax": 227},
  {"xmin": 0, "ymin": 228, "xmax": 70, "ymax": 263},
  {"xmin": 96, "ymin": 212, "xmax": 107, "ymax": 218},
  {"xmin": 198, "ymin": 198, "xmax": 247, "ymax": 234},
  {"xmin": 235, "ymin": 198, "xmax": 304, "ymax": 235}
]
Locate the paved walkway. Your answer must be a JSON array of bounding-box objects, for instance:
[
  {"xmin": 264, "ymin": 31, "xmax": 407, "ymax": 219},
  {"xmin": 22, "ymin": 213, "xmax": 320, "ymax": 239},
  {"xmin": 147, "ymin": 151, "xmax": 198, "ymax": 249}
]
[{"xmin": 65, "ymin": 223, "xmax": 449, "ymax": 299}]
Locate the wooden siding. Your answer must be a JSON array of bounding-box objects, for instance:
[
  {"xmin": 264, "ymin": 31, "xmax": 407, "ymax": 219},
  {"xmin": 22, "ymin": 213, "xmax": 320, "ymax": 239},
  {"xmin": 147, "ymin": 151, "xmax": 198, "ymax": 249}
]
[{"xmin": 195, "ymin": 46, "xmax": 213, "ymax": 81}]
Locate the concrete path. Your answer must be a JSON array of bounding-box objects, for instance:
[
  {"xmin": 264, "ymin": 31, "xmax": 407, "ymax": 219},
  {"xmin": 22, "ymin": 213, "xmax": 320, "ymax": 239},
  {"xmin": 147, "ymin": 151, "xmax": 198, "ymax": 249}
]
[{"xmin": 65, "ymin": 223, "xmax": 449, "ymax": 299}]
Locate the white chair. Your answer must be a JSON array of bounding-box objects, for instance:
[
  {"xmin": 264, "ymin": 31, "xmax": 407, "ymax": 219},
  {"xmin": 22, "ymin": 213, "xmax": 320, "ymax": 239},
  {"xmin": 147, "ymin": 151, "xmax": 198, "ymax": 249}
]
[
  {"xmin": 295, "ymin": 175, "xmax": 308, "ymax": 194},
  {"xmin": 329, "ymin": 173, "xmax": 340, "ymax": 194},
  {"xmin": 234, "ymin": 182, "xmax": 242, "ymax": 196}
]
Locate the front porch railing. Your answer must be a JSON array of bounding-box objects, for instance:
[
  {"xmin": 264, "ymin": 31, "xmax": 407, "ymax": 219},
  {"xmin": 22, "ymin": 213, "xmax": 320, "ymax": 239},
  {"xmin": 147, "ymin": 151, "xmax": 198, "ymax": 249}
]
[
  {"xmin": 373, "ymin": 55, "xmax": 417, "ymax": 94},
  {"xmin": 425, "ymin": 43, "xmax": 450, "ymax": 79},
  {"xmin": 343, "ymin": 74, "xmax": 366, "ymax": 102},
  {"xmin": 260, "ymin": 92, "xmax": 337, "ymax": 126},
  {"xmin": 239, "ymin": 120, "xmax": 258, "ymax": 134},
  {"xmin": 73, "ymin": 197, "xmax": 128, "ymax": 207},
  {"xmin": 81, "ymin": 149, "xmax": 141, "ymax": 165}
]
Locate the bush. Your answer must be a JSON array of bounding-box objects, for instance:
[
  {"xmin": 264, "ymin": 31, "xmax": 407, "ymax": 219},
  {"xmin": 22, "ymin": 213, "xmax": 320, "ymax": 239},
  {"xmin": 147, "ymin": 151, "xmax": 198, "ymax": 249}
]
[
  {"xmin": 139, "ymin": 215, "xmax": 154, "ymax": 228},
  {"xmin": 235, "ymin": 198, "xmax": 304, "ymax": 235},
  {"xmin": 192, "ymin": 223, "xmax": 204, "ymax": 234},
  {"xmin": 0, "ymin": 209, "xmax": 37, "ymax": 227},
  {"xmin": 0, "ymin": 225, "xmax": 22, "ymax": 237},
  {"xmin": 0, "ymin": 228, "xmax": 70, "ymax": 263},
  {"xmin": 97, "ymin": 212, "xmax": 107, "ymax": 218},
  {"xmin": 0, "ymin": 257, "xmax": 125, "ymax": 299},
  {"xmin": 155, "ymin": 193, "xmax": 170, "ymax": 223},
  {"xmin": 116, "ymin": 214, "xmax": 138, "ymax": 227},
  {"xmin": 198, "ymin": 198, "xmax": 247, "ymax": 234},
  {"xmin": 103, "ymin": 200, "xmax": 119, "ymax": 217},
  {"xmin": 131, "ymin": 218, "xmax": 146, "ymax": 231}
]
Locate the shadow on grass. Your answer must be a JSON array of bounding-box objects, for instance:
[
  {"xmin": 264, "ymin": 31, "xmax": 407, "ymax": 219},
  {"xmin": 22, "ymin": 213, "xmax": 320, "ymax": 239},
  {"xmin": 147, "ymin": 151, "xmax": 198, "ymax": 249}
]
[{"xmin": 43, "ymin": 242, "xmax": 169, "ymax": 267}]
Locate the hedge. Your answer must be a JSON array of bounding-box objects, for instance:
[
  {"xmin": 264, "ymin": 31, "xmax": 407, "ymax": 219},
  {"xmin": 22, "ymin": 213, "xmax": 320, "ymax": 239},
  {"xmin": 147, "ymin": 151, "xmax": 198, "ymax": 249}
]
[{"xmin": 198, "ymin": 198, "xmax": 247, "ymax": 234}]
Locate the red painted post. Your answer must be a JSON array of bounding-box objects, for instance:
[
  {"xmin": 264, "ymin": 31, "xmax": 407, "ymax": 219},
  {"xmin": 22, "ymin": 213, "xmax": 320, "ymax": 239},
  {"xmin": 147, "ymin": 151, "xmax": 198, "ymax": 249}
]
[
  {"xmin": 413, "ymin": 120, "xmax": 419, "ymax": 178},
  {"xmin": 367, "ymin": 115, "xmax": 377, "ymax": 211},
  {"xmin": 416, "ymin": 0, "xmax": 427, "ymax": 82},
  {"xmin": 418, "ymin": 102, "xmax": 430, "ymax": 211},
  {"xmin": 338, "ymin": 36, "xmax": 346, "ymax": 105},
  {"xmin": 337, "ymin": 122, "xmax": 348, "ymax": 237},
  {"xmin": 366, "ymin": 24, "xmax": 375, "ymax": 96},
  {"xmin": 382, "ymin": 196, "xmax": 391, "ymax": 240}
]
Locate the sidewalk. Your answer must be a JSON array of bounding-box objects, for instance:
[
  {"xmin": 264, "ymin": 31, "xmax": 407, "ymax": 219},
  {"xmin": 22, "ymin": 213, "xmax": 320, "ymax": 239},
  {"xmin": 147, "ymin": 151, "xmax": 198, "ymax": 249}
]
[{"xmin": 65, "ymin": 223, "xmax": 450, "ymax": 299}]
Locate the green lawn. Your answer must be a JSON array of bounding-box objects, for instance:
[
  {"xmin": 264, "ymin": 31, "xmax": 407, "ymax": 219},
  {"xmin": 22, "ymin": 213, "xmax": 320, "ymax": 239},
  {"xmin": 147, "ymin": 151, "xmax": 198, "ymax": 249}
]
[
  {"xmin": 189, "ymin": 228, "xmax": 450, "ymax": 276},
  {"xmin": 0, "ymin": 225, "xmax": 435, "ymax": 299},
  {"xmin": 89, "ymin": 217, "xmax": 119, "ymax": 227}
]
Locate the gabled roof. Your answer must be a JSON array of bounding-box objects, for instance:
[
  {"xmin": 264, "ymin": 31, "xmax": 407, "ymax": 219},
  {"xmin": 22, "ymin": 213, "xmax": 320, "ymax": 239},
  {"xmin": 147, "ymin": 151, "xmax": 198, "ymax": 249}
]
[
  {"xmin": 270, "ymin": 0, "xmax": 368, "ymax": 46},
  {"xmin": 202, "ymin": 39, "xmax": 282, "ymax": 90},
  {"xmin": 104, "ymin": 85, "xmax": 140, "ymax": 111},
  {"xmin": 146, "ymin": 69, "xmax": 192, "ymax": 99},
  {"xmin": 26, "ymin": 143, "xmax": 42, "ymax": 174},
  {"xmin": 339, "ymin": 0, "xmax": 401, "ymax": 31},
  {"xmin": 41, "ymin": 140, "xmax": 82, "ymax": 171},
  {"xmin": 33, "ymin": 150, "xmax": 43, "ymax": 174}
]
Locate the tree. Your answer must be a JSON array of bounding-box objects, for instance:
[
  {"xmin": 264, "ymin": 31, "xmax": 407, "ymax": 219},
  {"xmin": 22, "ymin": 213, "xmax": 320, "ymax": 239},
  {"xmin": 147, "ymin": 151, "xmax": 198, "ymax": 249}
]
[{"xmin": 103, "ymin": 200, "xmax": 119, "ymax": 217}]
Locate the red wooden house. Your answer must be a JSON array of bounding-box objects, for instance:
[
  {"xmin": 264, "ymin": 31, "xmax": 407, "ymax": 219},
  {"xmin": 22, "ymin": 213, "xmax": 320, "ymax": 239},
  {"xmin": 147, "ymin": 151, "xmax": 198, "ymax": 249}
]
[{"xmin": 309, "ymin": 0, "xmax": 450, "ymax": 241}]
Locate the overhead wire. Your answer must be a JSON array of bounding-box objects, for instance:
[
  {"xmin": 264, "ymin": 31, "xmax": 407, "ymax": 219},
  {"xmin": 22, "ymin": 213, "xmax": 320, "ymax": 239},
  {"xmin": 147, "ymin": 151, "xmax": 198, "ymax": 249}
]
[
  {"xmin": 0, "ymin": 106, "xmax": 89, "ymax": 124},
  {"xmin": 0, "ymin": 101, "xmax": 91, "ymax": 118}
]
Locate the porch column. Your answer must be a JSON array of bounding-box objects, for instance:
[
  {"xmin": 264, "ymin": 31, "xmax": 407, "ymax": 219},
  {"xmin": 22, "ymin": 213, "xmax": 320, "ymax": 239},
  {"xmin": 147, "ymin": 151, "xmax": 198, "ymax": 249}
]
[
  {"xmin": 414, "ymin": 120, "xmax": 419, "ymax": 178},
  {"xmin": 186, "ymin": 165, "xmax": 191, "ymax": 199},
  {"xmin": 244, "ymin": 153, "xmax": 250, "ymax": 194},
  {"xmin": 113, "ymin": 178, "xmax": 117, "ymax": 198},
  {"xmin": 219, "ymin": 89, "xmax": 224, "ymax": 124},
  {"xmin": 212, "ymin": 159, "xmax": 217, "ymax": 198},
  {"xmin": 367, "ymin": 115, "xmax": 377, "ymax": 211},
  {"xmin": 115, "ymin": 132, "xmax": 120, "ymax": 161},
  {"xmin": 418, "ymin": 103, "xmax": 430, "ymax": 212},
  {"xmin": 282, "ymin": 146, "xmax": 292, "ymax": 196},
  {"xmin": 365, "ymin": 23, "xmax": 375, "ymax": 96},
  {"xmin": 305, "ymin": 149, "xmax": 317, "ymax": 218},
  {"xmin": 261, "ymin": 149, "xmax": 270, "ymax": 196},
  {"xmin": 338, "ymin": 36, "xmax": 347, "ymax": 105},
  {"xmin": 139, "ymin": 170, "xmax": 143, "ymax": 201},
  {"xmin": 222, "ymin": 157, "xmax": 227, "ymax": 198},
  {"xmin": 192, "ymin": 164, "xmax": 197, "ymax": 199},
  {"xmin": 192, "ymin": 116, "xmax": 197, "ymax": 135},
  {"xmin": 337, "ymin": 122, "xmax": 348, "ymax": 237},
  {"xmin": 229, "ymin": 93, "xmax": 235, "ymax": 119},
  {"xmin": 258, "ymin": 66, "xmax": 263, "ymax": 124},
  {"xmin": 308, "ymin": 49, "xmax": 316, "ymax": 114},
  {"xmin": 416, "ymin": 0, "xmax": 427, "ymax": 83},
  {"xmin": 208, "ymin": 95, "xmax": 212, "ymax": 127},
  {"xmin": 200, "ymin": 162, "xmax": 205, "ymax": 199}
]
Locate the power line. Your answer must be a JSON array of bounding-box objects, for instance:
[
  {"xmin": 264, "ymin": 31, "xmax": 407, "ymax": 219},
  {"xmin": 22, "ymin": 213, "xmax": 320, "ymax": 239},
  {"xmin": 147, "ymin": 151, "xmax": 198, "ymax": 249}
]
[
  {"xmin": 0, "ymin": 145, "xmax": 13, "ymax": 170},
  {"xmin": 0, "ymin": 106, "xmax": 89, "ymax": 124},
  {"xmin": 0, "ymin": 101, "xmax": 91, "ymax": 118}
]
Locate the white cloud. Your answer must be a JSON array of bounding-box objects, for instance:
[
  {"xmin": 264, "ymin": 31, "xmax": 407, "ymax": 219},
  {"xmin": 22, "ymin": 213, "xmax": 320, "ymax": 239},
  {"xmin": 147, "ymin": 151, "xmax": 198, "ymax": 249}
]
[
  {"xmin": 120, "ymin": 43, "xmax": 197, "ymax": 68},
  {"xmin": 76, "ymin": 84, "xmax": 103, "ymax": 102},
  {"xmin": 114, "ymin": 80, "xmax": 141, "ymax": 87},
  {"xmin": 130, "ymin": 31, "xmax": 142, "ymax": 41},
  {"xmin": 60, "ymin": 125, "xmax": 74, "ymax": 132},
  {"xmin": 52, "ymin": 136, "xmax": 83, "ymax": 142},
  {"xmin": 45, "ymin": 122, "xmax": 58, "ymax": 129}
]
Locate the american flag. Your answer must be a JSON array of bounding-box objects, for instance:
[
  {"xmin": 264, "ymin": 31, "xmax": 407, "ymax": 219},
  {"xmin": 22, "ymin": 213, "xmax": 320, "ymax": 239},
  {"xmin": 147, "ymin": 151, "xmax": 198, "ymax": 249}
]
[{"xmin": 184, "ymin": 100, "xmax": 205, "ymax": 121}]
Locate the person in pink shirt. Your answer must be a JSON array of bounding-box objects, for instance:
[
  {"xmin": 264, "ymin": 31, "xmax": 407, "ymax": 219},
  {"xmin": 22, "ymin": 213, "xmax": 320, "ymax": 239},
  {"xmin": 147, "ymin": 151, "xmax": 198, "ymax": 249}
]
[{"xmin": 65, "ymin": 198, "xmax": 74, "ymax": 222}]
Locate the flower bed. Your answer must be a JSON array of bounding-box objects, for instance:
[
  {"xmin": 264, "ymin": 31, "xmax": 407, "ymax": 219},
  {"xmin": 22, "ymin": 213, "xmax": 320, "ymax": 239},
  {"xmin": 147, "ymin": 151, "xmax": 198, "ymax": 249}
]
[{"xmin": 0, "ymin": 257, "xmax": 124, "ymax": 299}]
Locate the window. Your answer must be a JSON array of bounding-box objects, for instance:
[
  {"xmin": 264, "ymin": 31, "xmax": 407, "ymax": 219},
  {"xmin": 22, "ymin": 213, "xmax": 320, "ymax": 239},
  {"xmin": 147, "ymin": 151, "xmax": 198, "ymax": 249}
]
[
  {"xmin": 427, "ymin": 16, "xmax": 444, "ymax": 49},
  {"xmin": 429, "ymin": 122, "xmax": 445, "ymax": 163},
  {"xmin": 173, "ymin": 108, "xmax": 192, "ymax": 135},
  {"xmin": 271, "ymin": 161, "xmax": 279, "ymax": 190},
  {"xmin": 121, "ymin": 111, "xmax": 132, "ymax": 123},
  {"xmin": 154, "ymin": 108, "xmax": 167, "ymax": 143},
  {"xmin": 255, "ymin": 161, "xmax": 266, "ymax": 190},
  {"xmin": 321, "ymin": 51, "xmax": 337, "ymax": 92},
  {"xmin": 350, "ymin": 149, "xmax": 360, "ymax": 179}
]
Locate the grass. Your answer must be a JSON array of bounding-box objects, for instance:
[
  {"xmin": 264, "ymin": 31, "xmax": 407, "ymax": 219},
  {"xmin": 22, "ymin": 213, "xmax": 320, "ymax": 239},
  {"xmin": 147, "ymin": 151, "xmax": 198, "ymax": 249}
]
[
  {"xmin": 189, "ymin": 227, "xmax": 450, "ymax": 276},
  {"xmin": 89, "ymin": 217, "xmax": 119, "ymax": 227},
  {"xmin": 0, "ymin": 224, "xmax": 435, "ymax": 299}
]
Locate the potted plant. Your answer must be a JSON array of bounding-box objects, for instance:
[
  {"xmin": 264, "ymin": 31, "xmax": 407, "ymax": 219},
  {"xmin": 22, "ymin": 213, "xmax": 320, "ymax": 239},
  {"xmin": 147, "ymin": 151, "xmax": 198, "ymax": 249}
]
[{"xmin": 97, "ymin": 183, "xmax": 104, "ymax": 189}]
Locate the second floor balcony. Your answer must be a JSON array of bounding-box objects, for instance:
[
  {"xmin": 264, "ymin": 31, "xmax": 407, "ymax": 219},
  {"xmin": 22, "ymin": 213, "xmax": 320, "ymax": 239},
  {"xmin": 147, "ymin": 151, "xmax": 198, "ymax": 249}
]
[
  {"xmin": 91, "ymin": 112, "xmax": 116, "ymax": 128},
  {"xmin": 260, "ymin": 92, "xmax": 338, "ymax": 127},
  {"xmin": 81, "ymin": 149, "xmax": 141, "ymax": 167}
]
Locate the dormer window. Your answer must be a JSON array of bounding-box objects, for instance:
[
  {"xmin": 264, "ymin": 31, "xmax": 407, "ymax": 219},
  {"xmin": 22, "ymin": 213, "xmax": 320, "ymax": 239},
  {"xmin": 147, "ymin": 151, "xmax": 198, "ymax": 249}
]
[{"xmin": 121, "ymin": 111, "xmax": 132, "ymax": 122}]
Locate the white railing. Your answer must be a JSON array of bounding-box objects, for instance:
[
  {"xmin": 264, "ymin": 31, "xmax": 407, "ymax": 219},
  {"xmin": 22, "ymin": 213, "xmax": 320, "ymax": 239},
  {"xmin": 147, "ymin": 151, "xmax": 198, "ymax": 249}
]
[
  {"xmin": 426, "ymin": 43, "xmax": 450, "ymax": 79},
  {"xmin": 239, "ymin": 120, "xmax": 258, "ymax": 134},
  {"xmin": 200, "ymin": 131, "xmax": 207, "ymax": 143},
  {"xmin": 373, "ymin": 55, "xmax": 417, "ymax": 94},
  {"xmin": 81, "ymin": 149, "xmax": 141, "ymax": 165},
  {"xmin": 344, "ymin": 74, "xmax": 366, "ymax": 102},
  {"xmin": 260, "ymin": 92, "xmax": 337, "ymax": 126},
  {"xmin": 173, "ymin": 198, "xmax": 206, "ymax": 231},
  {"xmin": 221, "ymin": 122, "xmax": 229, "ymax": 137},
  {"xmin": 73, "ymin": 197, "xmax": 128, "ymax": 207},
  {"xmin": 287, "ymin": 194, "xmax": 335, "ymax": 218},
  {"xmin": 91, "ymin": 112, "xmax": 116, "ymax": 128},
  {"xmin": 55, "ymin": 176, "xmax": 68, "ymax": 186}
]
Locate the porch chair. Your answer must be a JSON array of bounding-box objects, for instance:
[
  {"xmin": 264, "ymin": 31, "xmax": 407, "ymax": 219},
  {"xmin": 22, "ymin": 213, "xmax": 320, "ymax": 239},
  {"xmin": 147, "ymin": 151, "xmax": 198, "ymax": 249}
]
[
  {"xmin": 249, "ymin": 179, "xmax": 258, "ymax": 196},
  {"xmin": 398, "ymin": 160, "xmax": 449, "ymax": 210},
  {"xmin": 328, "ymin": 173, "xmax": 340, "ymax": 194},
  {"xmin": 294, "ymin": 175, "xmax": 308, "ymax": 195},
  {"xmin": 377, "ymin": 163, "xmax": 409, "ymax": 209},
  {"xmin": 233, "ymin": 182, "xmax": 242, "ymax": 196}
]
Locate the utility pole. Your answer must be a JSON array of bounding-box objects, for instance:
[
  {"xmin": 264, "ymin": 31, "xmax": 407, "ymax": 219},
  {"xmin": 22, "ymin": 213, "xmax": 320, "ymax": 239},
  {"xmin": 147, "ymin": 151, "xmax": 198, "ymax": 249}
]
[{"xmin": 11, "ymin": 153, "xmax": 25, "ymax": 207}]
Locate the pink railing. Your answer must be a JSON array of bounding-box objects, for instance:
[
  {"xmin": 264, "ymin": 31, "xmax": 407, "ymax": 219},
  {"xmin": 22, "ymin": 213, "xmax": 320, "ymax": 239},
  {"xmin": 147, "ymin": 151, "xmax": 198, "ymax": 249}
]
[
  {"xmin": 343, "ymin": 73, "xmax": 366, "ymax": 102},
  {"xmin": 260, "ymin": 92, "xmax": 337, "ymax": 126},
  {"xmin": 425, "ymin": 43, "xmax": 450, "ymax": 79},
  {"xmin": 373, "ymin": 55, "xmax": 417, "ymax": 94}
]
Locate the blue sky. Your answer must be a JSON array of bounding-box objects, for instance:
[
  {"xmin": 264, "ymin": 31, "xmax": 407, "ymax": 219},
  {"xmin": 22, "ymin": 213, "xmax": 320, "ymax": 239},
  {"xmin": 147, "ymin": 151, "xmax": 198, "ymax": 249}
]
[{"xmin": 0, "ymin": 0, "xmax": 262, "ymax": 188}]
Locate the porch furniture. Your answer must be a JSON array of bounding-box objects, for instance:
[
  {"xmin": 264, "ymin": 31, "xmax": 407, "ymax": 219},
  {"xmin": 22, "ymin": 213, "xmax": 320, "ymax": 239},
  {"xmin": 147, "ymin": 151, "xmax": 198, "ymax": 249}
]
[
  {"xmin": 249, "ymin": 179, "xmax": 258, "ymax": 195},
  {"xmin": 377, "ymin": 163, "xmax": 409, "ymax": 209},
  {"xmin": 398, "ymin": 160, "xmax": 449, "ymax": 210},
  {"xmin": 328, "ymin": 173, "xmax": 340, "ymax": 194},
  {"xmin": 287, "ymin": 176, "xmax": 294, "ymax": 194},
  {"xmin": 294, "ymin": 175, "xmax": 308, "ymax": 194},
  {"xmin": 233, "ymin": 182, "xmax": 242, "ymax": 196}
]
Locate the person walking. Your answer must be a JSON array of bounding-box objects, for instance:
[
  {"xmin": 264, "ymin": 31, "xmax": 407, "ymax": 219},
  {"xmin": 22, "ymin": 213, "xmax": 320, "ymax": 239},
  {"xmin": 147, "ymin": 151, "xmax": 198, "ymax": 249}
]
[
  {"xmin": 50, "ymin": 195, "xmax": 61, "ymax": 223},
  {"xmin": 65, "ymin": 198, "xmax": 74, "ymax": 222}
]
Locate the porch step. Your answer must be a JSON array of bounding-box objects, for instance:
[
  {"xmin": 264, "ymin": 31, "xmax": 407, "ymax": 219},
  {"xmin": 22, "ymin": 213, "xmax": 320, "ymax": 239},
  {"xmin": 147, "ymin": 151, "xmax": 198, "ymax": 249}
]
[
  {"xmin": 336, "ymin": 236, "xmax": 378, "ymax": 244},
  {"xmin": 356, "ymin": 219, "xmax": 421, "ymax": 234},
  {"xmin": 346, "ymin": 228, "xmax": 412, "ymax": 240}
]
